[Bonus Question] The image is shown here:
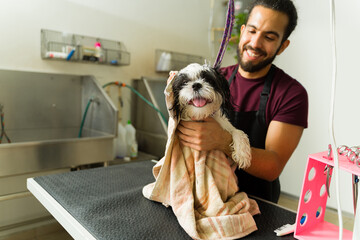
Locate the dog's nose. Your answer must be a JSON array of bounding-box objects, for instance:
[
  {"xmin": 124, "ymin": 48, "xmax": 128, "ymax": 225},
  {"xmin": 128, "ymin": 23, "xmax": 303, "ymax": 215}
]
[{"xmin": 192, "ymin": 83, "xmax": 202, "ymax": 91}]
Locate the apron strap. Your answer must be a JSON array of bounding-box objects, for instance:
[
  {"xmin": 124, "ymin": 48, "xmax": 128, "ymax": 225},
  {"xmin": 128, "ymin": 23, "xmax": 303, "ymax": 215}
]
[
  {"xmin": 228, "ymin": 65, "xmax": 239, "ymax": 87},
  {"xmin": 227, "ymin": 64, "xmax": 276, "ymax": 126},
  {"xmin": 257, "ymin": 65, "xmax": 276, "ymax": 126}
]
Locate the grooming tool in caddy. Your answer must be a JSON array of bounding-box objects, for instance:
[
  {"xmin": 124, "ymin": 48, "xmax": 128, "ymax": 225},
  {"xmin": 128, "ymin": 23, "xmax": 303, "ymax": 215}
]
[
  {"xmin": 338, "ymin": 145, "xmax": 359, "ymax": 215},
  {"xmin": 325, "ymin": 144, "xmax": 333, "ymax": 198},
  {"xmin": 353, "ymin": 175, "xmax": 358, "ymax": 215}
]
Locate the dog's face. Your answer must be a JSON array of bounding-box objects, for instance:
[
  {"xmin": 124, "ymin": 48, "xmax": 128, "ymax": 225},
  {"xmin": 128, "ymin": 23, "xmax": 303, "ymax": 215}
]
[{"xmin": 170, "ymin": 63, "xmax": 232, "ymax": 121}]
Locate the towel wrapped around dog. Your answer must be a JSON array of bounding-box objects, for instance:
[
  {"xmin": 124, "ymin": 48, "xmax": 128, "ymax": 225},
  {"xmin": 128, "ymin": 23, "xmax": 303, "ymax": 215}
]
[{"xmin": 143, "ymin": 70, "xmax": 260, "ymax": 240}]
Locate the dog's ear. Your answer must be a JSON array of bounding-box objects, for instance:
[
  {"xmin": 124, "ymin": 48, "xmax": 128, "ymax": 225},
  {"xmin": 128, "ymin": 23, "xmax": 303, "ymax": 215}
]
[
  {"xmin": 211, "ymin": 68, "xmax": 233, "ymax": 117},
  {"xmin": 169, "ymin": 73, "xmax": 183, "ymax": 121}
]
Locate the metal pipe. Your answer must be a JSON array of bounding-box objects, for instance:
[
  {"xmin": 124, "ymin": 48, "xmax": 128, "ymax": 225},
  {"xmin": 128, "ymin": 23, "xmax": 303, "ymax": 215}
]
[{"xmin": 0, "ymin": 191, "xmax": 32, "ymax": 202}]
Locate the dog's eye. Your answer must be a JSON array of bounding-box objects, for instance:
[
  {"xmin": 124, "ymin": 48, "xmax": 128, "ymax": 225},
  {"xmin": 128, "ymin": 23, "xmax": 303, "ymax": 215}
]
[
  {"xmin": 200, "ymin": 70, "xmax": 216, "ymax": 84},
  {"xmin": 173, "ymin": 74, "xmax": 191, "ymax": 89}
]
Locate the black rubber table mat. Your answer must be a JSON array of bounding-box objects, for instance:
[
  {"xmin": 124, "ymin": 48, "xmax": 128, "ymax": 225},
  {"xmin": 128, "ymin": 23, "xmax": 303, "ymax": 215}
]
[{"xmin": 34, "ymin": 160, "xmax": 297, "ymax": 240}]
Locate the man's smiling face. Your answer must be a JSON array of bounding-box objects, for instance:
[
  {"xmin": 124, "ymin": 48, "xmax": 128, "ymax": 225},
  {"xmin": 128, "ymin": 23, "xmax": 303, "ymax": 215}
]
[{"xmin": 238, "ymin": 6, "xmax": 290, "ymax": 75}]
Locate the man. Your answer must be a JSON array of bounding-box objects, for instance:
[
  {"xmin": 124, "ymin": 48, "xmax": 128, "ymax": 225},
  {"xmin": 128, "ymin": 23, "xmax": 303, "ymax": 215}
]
[{"xmin": 176, "ymin": 0, "xmax": 308, "ymax": 203}]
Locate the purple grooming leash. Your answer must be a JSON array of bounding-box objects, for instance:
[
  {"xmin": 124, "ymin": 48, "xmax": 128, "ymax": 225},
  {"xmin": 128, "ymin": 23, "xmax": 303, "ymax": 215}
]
[{"xmin": 213, "ymin": 0, "xmax": 235, "ymax": 69}]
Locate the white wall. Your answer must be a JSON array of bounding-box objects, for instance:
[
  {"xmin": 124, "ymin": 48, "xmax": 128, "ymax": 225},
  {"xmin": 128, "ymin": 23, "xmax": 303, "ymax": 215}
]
[
  {"xmin": 0, "ymin": 0, "xmax": 225, "ymax": 125},
  {"xmin": 278, "ymin": 0, "xmax": 360, "ymax": 214},
  {"xmin": 1, "ymin": 0, "xmax": 358, "ymax": 214}
]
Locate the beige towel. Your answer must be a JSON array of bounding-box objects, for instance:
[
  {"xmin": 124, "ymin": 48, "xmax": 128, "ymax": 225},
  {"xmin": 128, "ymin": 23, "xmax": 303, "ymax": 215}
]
[{"xmin": 143, "ymin": 72, "xmax": 260, "ymax": 240}]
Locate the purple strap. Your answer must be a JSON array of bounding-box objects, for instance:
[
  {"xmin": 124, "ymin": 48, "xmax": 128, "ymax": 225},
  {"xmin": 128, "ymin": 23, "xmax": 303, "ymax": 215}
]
[{"xmin": 213, "ymin": 0, "xmax": 235, "ymax": 69}]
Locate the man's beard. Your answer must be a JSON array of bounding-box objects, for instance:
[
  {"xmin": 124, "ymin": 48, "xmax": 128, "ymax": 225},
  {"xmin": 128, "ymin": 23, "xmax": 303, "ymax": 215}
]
[{"xmin": 237, "ymin": 45, "xmax": 279, "ymax": 73}]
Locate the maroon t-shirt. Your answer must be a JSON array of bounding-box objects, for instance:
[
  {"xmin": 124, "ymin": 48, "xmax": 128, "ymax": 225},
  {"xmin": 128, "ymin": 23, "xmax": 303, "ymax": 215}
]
[{"xmin": 221, "ymin": 64, "xmax": 308, "ymax": 128}]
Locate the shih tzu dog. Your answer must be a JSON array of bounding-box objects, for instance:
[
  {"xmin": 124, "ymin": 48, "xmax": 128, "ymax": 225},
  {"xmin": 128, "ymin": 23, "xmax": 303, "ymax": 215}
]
[{"xmin": 170, "ymin": 63, "xmax": 251, "ymax": 169}]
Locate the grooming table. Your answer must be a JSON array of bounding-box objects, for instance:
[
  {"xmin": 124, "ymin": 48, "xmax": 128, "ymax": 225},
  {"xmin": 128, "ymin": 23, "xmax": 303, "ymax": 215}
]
[{"xmin": 27, "ymin": 160, "xmax": 297, "ymax": 240}]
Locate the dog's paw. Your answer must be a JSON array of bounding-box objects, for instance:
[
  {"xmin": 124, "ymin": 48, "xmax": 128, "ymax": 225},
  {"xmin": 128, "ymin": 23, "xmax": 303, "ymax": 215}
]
[{"xmin": 230, "ymin": 129, "xmax": 251, "ymax": 169}]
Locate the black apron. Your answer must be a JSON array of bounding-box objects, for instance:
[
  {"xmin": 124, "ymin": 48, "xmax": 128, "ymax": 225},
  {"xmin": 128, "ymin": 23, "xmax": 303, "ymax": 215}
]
[{"xmin": 228, "ymin": 64, "xmax": 280, "ymax": 203}]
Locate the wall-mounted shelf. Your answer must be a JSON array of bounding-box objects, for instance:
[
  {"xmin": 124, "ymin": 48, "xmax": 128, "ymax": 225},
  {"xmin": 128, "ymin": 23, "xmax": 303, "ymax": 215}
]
[
  {"xmin": 155, "ymin": 49, "xmax": 204, "ymax": 72},
  {"xmin": 41, "ymin": 29, "xmax": 130, "ymax": 66}
]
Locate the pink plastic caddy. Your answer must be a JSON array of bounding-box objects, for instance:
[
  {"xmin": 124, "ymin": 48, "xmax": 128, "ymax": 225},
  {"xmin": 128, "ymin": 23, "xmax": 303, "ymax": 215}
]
[{"xmin": 294, "ymin": 151, "xmax": 356, "ymax": 239}]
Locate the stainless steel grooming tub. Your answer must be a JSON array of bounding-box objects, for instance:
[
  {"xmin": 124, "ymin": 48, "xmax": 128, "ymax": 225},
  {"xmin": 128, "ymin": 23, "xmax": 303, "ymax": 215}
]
[
  {"xmin": 131, "ymin": 77, "xmax": 168, "ymax": 158},
  {"xmin": 0, "ymin": 69, "xmax": 117, "ymax": 177}
]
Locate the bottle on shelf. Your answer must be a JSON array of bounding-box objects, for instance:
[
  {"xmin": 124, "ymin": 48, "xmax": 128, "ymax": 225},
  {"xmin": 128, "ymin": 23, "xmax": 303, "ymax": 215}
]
[{"xmin": 94, "ymin": 42, "xmax": 104, "ymax": 63}]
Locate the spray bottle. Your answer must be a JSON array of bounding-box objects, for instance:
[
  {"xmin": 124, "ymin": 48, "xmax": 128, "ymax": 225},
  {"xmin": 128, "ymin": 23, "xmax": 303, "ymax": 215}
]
[
  {"xmin": 125, "ymin": 120, "xmax": 138, "ymax": 159},
  {"xmin": 114, "ymin": 122, "xmax": 127, "ymax": 159}
]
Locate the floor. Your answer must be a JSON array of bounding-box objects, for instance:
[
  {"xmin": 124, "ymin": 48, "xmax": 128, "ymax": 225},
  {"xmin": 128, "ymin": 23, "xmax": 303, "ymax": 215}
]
[{"xmin": 1, "ymin": 193, "xmax": 355, "ymax": 240}]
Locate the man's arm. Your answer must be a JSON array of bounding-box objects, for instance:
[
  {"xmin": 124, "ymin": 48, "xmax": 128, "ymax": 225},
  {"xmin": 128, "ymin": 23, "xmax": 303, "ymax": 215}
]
[
  {"xmin": 247, "ymin": 121, "xmax": 304, "ymax": 181},
  {"xmin": 176, "ymin": 119, "xmax": 304, "ymax": 181}
]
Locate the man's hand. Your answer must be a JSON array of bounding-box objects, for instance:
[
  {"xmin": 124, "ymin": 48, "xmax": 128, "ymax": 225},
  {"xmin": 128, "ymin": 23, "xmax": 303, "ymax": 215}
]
[{"xmin": 176, "ymin": 117, "xmax": 232, "ymax": 154}]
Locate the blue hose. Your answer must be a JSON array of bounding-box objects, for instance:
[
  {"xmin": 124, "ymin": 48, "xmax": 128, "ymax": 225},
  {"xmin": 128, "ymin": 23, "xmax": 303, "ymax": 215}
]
[
  {"xmin": 78, "ymin": 98, "xmax": 94, "ymax": 138},
  {"xmin": 102, "ymin": 82, "xmax": 168, "ymax": 126}
]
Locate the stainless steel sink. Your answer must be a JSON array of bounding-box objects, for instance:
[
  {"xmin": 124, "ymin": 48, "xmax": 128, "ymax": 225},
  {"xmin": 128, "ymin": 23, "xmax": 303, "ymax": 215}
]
[{"xmin": 0, "ymin": 69, "xmax": 117, "ymax": 177}]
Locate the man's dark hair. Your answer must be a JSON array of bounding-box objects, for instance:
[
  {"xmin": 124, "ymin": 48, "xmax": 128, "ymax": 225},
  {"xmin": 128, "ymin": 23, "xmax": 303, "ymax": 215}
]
[{"xmin": 246, "ymin": 0, "xmax": 298, "ymax": 41}]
